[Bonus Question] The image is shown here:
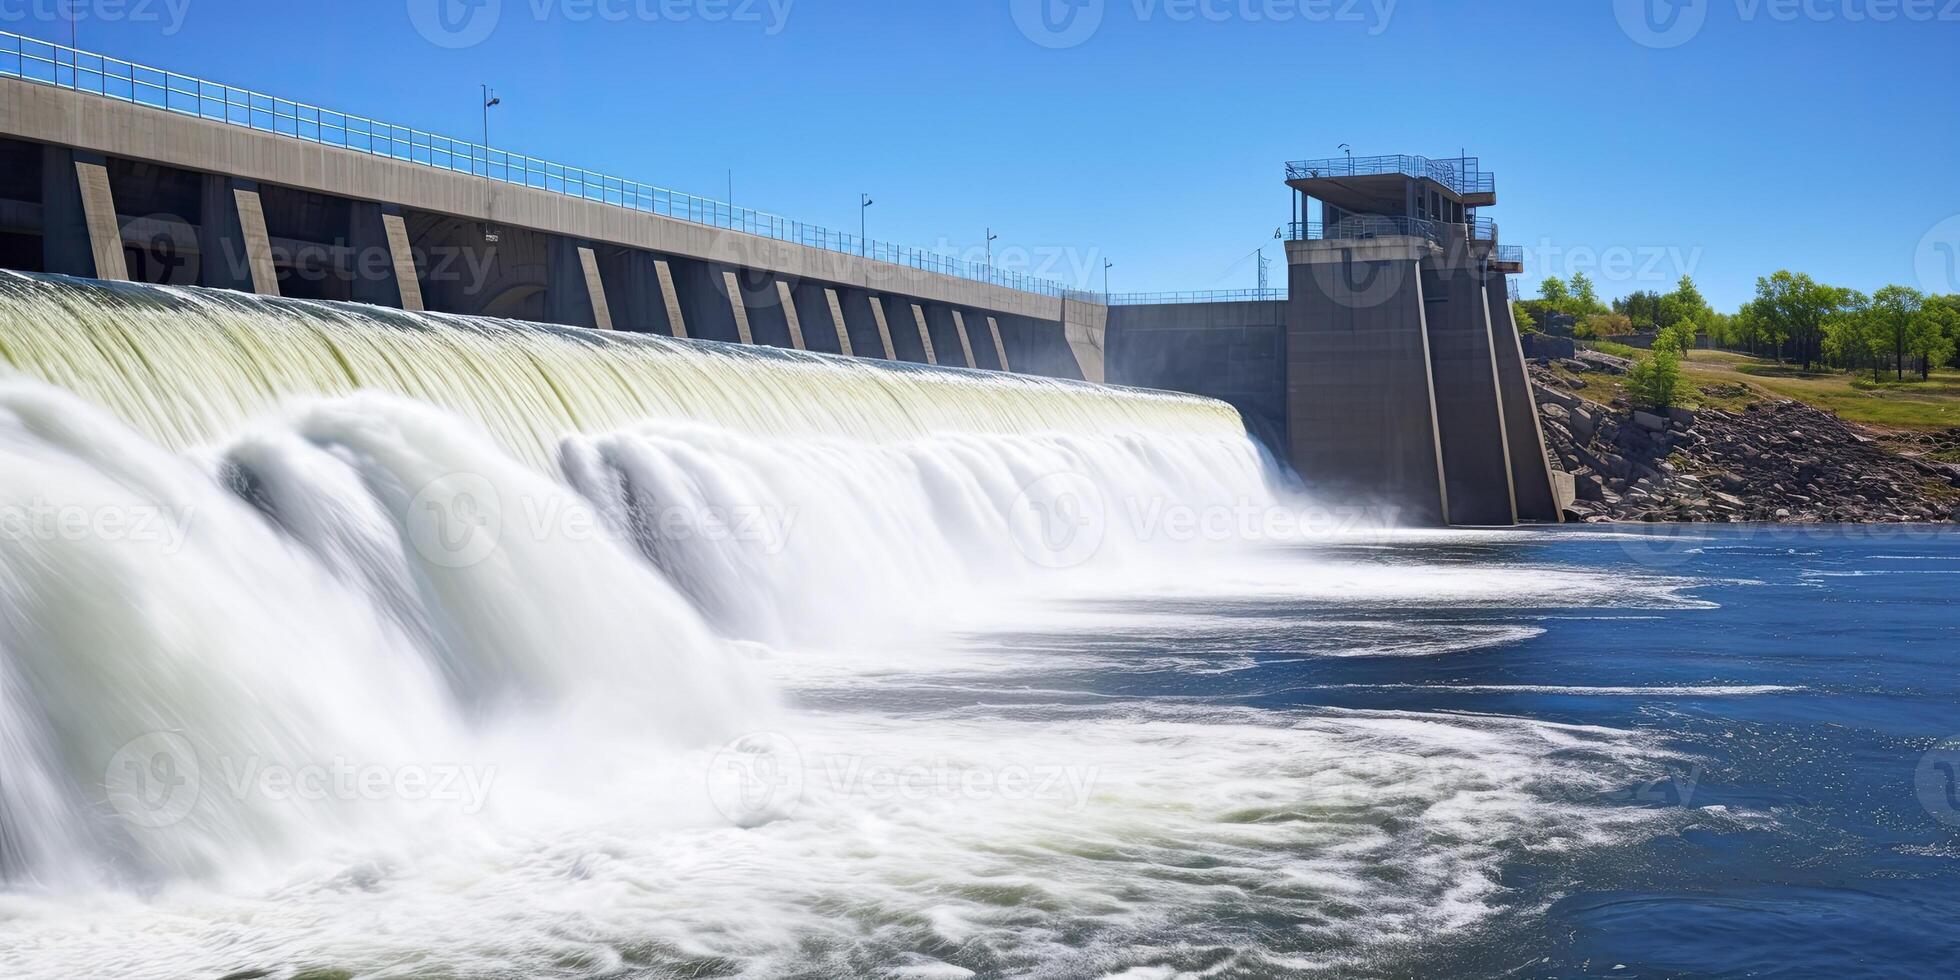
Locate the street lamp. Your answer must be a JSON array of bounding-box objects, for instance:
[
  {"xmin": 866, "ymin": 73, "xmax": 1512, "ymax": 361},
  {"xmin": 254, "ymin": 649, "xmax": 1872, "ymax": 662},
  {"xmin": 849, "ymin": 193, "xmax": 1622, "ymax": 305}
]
[
  {"xmin": 481, "ymin": 85, "xmax": 501, "ymax": 177},
  {"xmin": 860, "ymin": 193, "xmax": 874, "ymax": 257},
  {"xmin": 986, "ymin": 228, "xmax": 1000, "ymax": 270},
  {"xmin": 1103, "ymin": 258, "xmax": 1114, "ymax": 297},
  {"xmin": 1339, "ymin": 143, "xmax": 1352, "ymax": 173}
]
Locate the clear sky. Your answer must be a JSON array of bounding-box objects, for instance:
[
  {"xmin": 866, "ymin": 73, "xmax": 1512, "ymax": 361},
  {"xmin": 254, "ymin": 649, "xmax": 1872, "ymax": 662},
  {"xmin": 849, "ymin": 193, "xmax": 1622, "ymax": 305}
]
[{"xmin": 22, "ymin": 0, "xmax": 1960, "ymax": 309}]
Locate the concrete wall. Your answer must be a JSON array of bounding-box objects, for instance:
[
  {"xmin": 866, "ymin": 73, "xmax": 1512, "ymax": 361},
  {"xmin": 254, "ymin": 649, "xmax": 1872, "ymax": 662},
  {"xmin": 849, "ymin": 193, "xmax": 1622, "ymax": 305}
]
[
  {"xmin": 1107, "ymin": 300, "xmax": 1287, "ymax": 460},
  {"xmin": 1421, "ymin": 265, "xmax": 1516, "ymax": 526},
  {"xmin": 1286, "ymin": 238, "xmax": 1448, "ymax": 526},
  {"xmin": 1486, "ymin": 273, "xmax": 1563, "ymax": 522}
]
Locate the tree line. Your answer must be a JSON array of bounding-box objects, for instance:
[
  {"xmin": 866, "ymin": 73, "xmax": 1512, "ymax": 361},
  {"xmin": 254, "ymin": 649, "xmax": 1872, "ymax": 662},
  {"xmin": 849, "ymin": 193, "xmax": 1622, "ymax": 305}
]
[{"xmin": 1519, "ymin": 272, "xmax": 1960, "ymax": 382}]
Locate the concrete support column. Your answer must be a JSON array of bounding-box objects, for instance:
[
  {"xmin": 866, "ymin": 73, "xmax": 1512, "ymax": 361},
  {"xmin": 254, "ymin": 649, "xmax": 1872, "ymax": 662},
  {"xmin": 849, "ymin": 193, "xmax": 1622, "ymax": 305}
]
[
  {"xmin": 229, "ymin": 183, "xmax": 280, "ymax": 296},
  {"xmin": 723, "ymin": 269, "xmax": 754, "ymax": 344},
  {"xmin": 1286, "ymin": 237, "xmax": 1449, "ymax": 527},
  {"xmin": 1422, "ymin": 264, "xmax": 1516, "ymax": 526},
  {"xmin": 950, "ymin": 310, "xmax": 979, "ymax": 368},
  {"xmin": 868, "ymin": 296, "xmax": 898, "ymax": 360},
  {"xmin": 776, "ymin": 281, "xmax": 806, "ymax": 349},
  {"xmin": 1486, "ymin": 273, "xmax": 1563, "ymax": 522},
  {"xmin": 76, "ymin": 158, "xmax": 129, "ymax": 281},
  {"xmin": 824, "ymin": 288, "xmax": 854, "ymax": 357},
  {"xmin": 909, "ymin": 303, "xmax": 938, "ymax": 365},
  {"xmin": 987, "ymin": 315, "xmax": 1011, "ymax": 372},
  {"xmin": 382, "ymin": 213, "xmax": 424, "ymax": 311},
  {"xmin": 578, "ymin": 246, "xmax": 614, "ymax": 330},
  {"xmin": 1062, "ymin": 298, "xmax": 1108, "ymax": 383},
  {"xmin": 654, "ymin": 259, "xmax": 687, "ymax": 338}
]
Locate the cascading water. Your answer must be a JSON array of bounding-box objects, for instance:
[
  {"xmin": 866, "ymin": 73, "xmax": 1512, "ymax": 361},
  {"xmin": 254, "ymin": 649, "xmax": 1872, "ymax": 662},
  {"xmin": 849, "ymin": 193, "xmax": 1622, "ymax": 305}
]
[{"xmin": 0, "ymin": 273, "xmax": 1698, "ymax": 978}]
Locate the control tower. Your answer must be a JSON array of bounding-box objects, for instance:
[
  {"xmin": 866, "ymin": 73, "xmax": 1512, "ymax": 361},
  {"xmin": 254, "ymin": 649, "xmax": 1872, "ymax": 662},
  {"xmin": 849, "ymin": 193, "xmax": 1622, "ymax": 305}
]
[{"xmin": 1282, "ymin": 154, "xmax": 1560, "ymax": 525}]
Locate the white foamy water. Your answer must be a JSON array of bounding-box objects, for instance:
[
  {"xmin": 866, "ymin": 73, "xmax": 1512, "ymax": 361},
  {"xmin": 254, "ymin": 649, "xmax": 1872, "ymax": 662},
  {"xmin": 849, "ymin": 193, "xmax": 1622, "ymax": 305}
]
[{"xmin": 0, "ymin": 276, "xmax": 1715, "ymax": 977}]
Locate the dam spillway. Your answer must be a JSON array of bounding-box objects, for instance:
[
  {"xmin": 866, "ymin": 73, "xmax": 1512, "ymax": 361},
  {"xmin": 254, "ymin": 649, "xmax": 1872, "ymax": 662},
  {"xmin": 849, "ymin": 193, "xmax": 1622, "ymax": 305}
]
[{"xmin": 0, "ymin": 273, "xmax": 1242, "ymax": 470}]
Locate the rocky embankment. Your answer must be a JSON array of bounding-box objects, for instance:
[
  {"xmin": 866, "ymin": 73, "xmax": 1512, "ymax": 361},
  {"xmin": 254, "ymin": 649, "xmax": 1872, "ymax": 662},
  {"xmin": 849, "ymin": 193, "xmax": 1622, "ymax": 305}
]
[{"xmin": 1531, "ymin": 354, "xmax": 1960, "ymax": 523}]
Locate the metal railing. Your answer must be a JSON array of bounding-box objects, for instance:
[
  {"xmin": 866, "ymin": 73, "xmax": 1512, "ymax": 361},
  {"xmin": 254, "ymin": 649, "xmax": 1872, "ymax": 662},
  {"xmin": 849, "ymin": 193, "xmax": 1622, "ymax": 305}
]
[
  {"xmin": 1107, "ymin": 288, "xmax": 1287, "ymax": 305},
  {"xmin": 1473, "ymin": 217, "xmax": 1498, "ymax": 242},
  {"xmin": 1495, "ymin": 245, "xmax": 1524, "ymax": 265},
  {"xmin": 0, "ymin": 30, "xmax": 1087, "ymax": 299},
  {"xmin": 1288, "ymin": 216, "xmax": 1442, "ymax": 244},
  {"xmin": 1285, "ymin": 154, "xmax": 1492, "ymax": 199}
]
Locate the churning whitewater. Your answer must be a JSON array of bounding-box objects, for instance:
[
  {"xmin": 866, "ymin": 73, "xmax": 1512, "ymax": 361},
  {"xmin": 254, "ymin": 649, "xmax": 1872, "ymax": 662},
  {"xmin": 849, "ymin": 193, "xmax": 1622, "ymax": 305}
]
[{"xmin": 0, "ymin": 275, "xmax": 1701, "ymax": 977}]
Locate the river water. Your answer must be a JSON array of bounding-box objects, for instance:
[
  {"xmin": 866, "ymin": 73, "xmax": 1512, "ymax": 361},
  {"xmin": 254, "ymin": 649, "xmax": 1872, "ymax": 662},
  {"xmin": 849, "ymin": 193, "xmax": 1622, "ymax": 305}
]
[{"xmin": 0, "ymin": 276, "xmax": 1954, "ymax": 978}]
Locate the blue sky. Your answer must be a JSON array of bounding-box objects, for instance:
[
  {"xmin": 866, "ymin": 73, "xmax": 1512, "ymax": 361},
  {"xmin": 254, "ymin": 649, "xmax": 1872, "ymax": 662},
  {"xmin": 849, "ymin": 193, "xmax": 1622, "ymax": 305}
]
[{"xmin": 22, "ymin": 0, "xmax": 1960, "ymax": 309}]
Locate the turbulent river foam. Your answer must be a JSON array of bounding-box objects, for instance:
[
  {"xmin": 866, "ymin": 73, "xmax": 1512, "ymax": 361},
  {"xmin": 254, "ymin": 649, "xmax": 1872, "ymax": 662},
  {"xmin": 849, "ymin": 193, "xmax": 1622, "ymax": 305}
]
[{"xmin": 0, "ymin": 274, "xmax": 1703, "ymax": 978}]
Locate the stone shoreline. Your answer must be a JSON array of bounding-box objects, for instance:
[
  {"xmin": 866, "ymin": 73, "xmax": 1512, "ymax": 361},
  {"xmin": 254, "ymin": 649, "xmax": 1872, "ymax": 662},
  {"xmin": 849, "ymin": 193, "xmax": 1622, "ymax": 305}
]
[{"xmin": 1530, "ymin": 359, "xmax": 1960, "ymax": 525}]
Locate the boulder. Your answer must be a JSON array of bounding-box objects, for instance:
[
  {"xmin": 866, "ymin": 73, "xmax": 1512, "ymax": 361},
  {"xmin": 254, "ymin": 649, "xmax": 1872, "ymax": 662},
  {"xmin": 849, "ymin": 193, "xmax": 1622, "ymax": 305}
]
[{"xmin": 1634, "ymin": 411, "xmax": 1667, "ymax": 432}]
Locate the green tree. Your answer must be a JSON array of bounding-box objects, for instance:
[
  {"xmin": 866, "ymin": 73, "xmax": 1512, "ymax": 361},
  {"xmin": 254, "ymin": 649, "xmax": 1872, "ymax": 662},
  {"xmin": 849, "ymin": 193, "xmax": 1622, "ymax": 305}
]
[
  {"xmin": 1869, "ymin": 285, "xmax": 1927, "ymax": 381},
  {"xmin": 1513, "ymin": 301, "xmax": 1538, "ymax": 334},
  {"xmin": 1627, "ymin": 345, "xmax": 1686, "ymax": 409},
  {"xmin": 1660, "ymin": 319, "xmax": 1700, "ymax": 359},
  {"xmin": 1909, "ymin": 301, "xmax": 1957, "ymax": 378},
  {"xmin": 1753, "ymin": 271, "xmax": 1843, "ymax": 371},
  {"xmin": 1569, "ymin": 272, "xmax": 1605, "ymax": 315},
  {"xmin": 1823, "ymin": 290, "xmax": 1882, "ymax": 381},
  {"xmin": 1538, "ymin": 277, "xmax": 1572, "ymax": 309},
  {"xmin": 1733, "ymin": 299, "xmax": 1787, "ymax": 359},
  {"xmin": 1614, "ymin": 290, "xmax": 1665, "ymax": 331},
  {"xmin": 1669, "ymin": 275, "xmax": 1711, "ymax": 323},
  {"xmin": 1932, "ymin": 295, "xmax": 1960, "ymax": 370}
]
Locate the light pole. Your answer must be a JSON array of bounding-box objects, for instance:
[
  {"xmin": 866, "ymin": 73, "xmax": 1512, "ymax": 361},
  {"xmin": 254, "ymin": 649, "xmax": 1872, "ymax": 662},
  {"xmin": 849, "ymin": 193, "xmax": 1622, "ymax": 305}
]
[
  {"xmin": 481, "ymin": 85, "xmax": 501, "ymax": 176},
  {"xmin": 986, "ymin": 228, "xmax": 999, "ymax": 270},
  {"xmin": 859, "ymin": 194, "xmax": 874, "ymax": 256},
  {"xmin": 1103, "ymin": 258, "xmax": 1114, "ymax": 298},
  {"xmin": 1339, "ymin": 143, "xmax": 1352, "ymax": 173}
]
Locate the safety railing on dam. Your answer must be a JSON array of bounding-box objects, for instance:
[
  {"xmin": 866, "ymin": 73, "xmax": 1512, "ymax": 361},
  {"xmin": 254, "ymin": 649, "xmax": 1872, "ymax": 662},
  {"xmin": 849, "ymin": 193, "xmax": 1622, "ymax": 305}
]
[
  {"xmin": 1288, "ymin": 217, "xmax": 1443, "ymax": 244},
  {"xmin": 1107, "ymin": 288, "xmax": 1287, "ymax": 305},
  {"xmin": 1285, "ymin": 155, "xmax": 1492, "ymax": 198},
  {"xmin": 1496, "ymin": 245, "xmax": 1524, "ymax": 264},
  {"xmin": 0, "ymin": 30, "xmax": 1097, "ymax": 303}
]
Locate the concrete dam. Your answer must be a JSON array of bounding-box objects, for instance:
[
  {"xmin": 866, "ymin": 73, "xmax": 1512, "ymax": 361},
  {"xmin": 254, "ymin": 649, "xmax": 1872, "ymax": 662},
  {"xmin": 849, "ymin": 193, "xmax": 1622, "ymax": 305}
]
[{"xmin": 0, "ymin": 30, "xmax": 1564, "ymax": 527}]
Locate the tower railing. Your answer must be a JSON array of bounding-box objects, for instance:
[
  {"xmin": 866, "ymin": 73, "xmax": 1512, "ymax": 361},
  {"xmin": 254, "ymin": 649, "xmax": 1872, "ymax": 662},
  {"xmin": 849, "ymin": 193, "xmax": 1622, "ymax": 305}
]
[
  {"xmin": 1285, "ymin": 154, "xmax": 1492, "ymax": 199},
  {"xmin": 1288, "ymin": 216, "xmax": 1442, "ymax": 244},
  {"xmin": 0, "ymin": 30, "xmax": 1088, "ymax": 300}
]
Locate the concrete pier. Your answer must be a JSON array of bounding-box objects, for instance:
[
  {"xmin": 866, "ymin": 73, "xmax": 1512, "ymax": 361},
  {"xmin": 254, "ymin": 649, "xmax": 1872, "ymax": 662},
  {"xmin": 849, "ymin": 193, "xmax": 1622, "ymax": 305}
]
[
  {"xmin": 578, "ymin": 245, "xmax": 613, "ymax": 330},
  {"xmin": 867, "ymin": 295, "xmax": 899, "ymax": 360},
  {"xmin": 73, "ymin": 155, "xmax": 128, "ymax": 281},
  {"xmin": 987, "ymin": 316, "xmax": 1010, "ymax": 372},
  {"xmin": 1486, "ymin": 271, "xmax": 1562, "ymax": 521},
  {"xmin": 909, "ymin": 303, "xmax": 938, "ymax": 365},
  {"xmin": 949, "ymin": 309, "xmax": 979, "ymax": 369},
  {"xmin": 820, "ymin": 287, "xmax": 853, "ymax": 356},
  {"xmin": 1421, "ymin": 263, "xmax": 1515, "ymax": 526},
  {"xmin": 229, "ymin": 184, "xmax": 279, "ymax": 296},
  {"xmin": 1287, "ymin": 237, "xmax": 1449, "ymax": 526},
  {"xmin": 776, "ymin": 280, "xmax": 806, "ymax": 350}
]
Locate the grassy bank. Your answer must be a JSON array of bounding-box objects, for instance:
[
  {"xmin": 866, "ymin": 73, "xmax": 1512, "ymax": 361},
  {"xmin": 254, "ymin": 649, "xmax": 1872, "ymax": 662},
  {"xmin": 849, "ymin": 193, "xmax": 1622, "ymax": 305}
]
[{"xmin": 1558, "ymin": 345, "xmax": 1960, "ymax": 432}]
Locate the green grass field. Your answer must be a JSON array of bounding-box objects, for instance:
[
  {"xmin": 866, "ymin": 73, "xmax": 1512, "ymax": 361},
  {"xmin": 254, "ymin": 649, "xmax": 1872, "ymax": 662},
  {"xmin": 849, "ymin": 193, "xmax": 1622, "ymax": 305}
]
[
  {"xmin": 1560, "ymin": 346, "xmax": 1960, "ymax": 432},
  {"xmin": 1680, "ymin": 351, "xmax": 1960, "ymax": 431}
]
